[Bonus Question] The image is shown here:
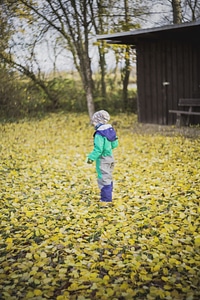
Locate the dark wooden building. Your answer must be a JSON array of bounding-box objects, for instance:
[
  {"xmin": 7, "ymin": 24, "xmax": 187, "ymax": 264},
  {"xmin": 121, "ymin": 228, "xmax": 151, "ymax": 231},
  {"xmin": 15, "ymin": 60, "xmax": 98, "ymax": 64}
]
[{"xmin": 98, "ymin": 21, "xmax": 200, "ymax": 125}]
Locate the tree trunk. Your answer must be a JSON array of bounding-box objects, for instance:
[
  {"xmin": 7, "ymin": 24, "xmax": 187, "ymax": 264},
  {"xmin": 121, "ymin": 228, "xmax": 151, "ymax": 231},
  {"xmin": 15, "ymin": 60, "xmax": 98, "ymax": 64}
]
[
  {"xmin": 99, "ymin": 52, "xmax": 107, "ymax": 107},
  {"xmin": 82, "ymin": 67, "xmax": 95, "ymax": 120},
  {"xmin": 172, "ymin": 0, "xmax": 182, "ymax": 23},
  {"xmin": 86, "ymin": 85, "xmax": 95, "ymax": 120},
  {"xmin": 122, "ymin": 47, "xmax": 130, "ymax": 111},
  {"xmin": 90, "ymin": 0, "xmax": 107, "ymax": 107},
  {"xmin": 122, "ymin": 0, "xmax": 131, "ymax": 111}
]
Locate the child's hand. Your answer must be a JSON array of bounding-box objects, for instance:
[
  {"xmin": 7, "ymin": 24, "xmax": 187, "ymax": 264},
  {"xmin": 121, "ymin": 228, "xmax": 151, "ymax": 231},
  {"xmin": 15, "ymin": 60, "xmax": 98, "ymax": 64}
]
[{"xmin": 87, "ymin": 158, "xmax": 93, "ymax": 164}]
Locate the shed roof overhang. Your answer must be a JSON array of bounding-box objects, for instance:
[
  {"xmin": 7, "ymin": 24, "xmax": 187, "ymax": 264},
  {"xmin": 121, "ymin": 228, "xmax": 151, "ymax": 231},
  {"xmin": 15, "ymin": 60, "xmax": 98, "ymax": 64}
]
[{"xmin": 97, "ymin": 20, "xmax": 200, "ymax": 45}]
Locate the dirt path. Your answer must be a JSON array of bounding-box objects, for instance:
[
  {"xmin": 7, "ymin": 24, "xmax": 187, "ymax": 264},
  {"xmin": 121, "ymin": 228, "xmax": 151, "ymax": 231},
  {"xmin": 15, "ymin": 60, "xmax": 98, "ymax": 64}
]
[{"xmin": 133, "ymin": 123, "xmax": 200, "ymax": 138}]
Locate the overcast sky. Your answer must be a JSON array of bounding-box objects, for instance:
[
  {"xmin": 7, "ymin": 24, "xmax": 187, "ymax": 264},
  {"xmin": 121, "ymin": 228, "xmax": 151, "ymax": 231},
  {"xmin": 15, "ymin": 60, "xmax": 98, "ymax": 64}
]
[{"xmin": 33, "ymin": 3, "xmax": 172, "ymax": 74}]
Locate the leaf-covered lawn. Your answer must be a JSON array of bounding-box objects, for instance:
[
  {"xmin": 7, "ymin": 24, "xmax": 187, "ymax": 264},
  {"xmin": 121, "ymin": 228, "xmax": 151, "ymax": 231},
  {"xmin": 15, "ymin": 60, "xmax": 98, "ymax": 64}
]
[{"xmin": 0, "ymin": 113, "xmax": 200, "ymax": 300}]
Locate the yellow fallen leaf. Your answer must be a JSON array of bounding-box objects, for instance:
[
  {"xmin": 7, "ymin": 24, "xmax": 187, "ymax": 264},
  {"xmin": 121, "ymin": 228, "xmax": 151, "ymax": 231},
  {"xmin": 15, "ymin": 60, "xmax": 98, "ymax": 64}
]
[
  {"xmin": 152, "ymin": 264, "xmax": 161, "ymax": 272},
  {"xmin": 106, "ymin": 288, "xmax": 114, "ymax": 296},
  {"xmin": 102, "ymin": 275, "xmax": 110, "ymax": 283},
  {"xmin": 6, "ymin": 237, "xmax": 13, "ymax": 244},
  {"xmin": 194, "ymin": 235, "xmax": 200, "ymax": 246},
  {"xmin": 26, "ymin": 291, "xmax": 34, "ymax": 298},
  {"xmin": 25, "ymin": 211, "xmax": 34, "ymax": 217},
  {"xmin": 40, "ymin": 252, "xmax": 47, "ymax": 258},
  {"xmin": 25, "ymin": 253, "xmax": 32, "ymax": 259},
  {"xmin": 164, "ymin": 284, "xmax": 172, "ymax": 290},
  {"xmin": 34, "ymin": 289, "xmax": 42, "ymax": 296},
  {"xmin": 91, "ymin": 283, "xmax": 98, "ymax": 290}
]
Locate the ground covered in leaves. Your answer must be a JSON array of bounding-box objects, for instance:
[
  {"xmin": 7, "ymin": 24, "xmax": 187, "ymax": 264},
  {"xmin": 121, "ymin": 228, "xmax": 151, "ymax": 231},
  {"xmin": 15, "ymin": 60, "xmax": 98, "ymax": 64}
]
[{"xmin": 0, "ymin": 113, "xmax": 200, "ymax": 300}]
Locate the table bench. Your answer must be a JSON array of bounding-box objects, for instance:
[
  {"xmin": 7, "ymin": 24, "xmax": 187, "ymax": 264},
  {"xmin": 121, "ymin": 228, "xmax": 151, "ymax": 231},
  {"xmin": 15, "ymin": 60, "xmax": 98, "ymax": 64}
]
[{"xmin": 169, "ymin": 98, "xmax": 200, "ymax": 127}]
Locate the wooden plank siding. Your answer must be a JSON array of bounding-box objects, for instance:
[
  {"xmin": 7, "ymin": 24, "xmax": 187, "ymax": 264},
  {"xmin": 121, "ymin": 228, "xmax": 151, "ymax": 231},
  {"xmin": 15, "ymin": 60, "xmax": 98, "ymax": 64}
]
[
  {"xmin": 98, "ymin": 21, "xmax": 200, "ymax": 125},
  {"xmin": 166, "ymin": 41, "xmax": 174, "ymax": 125},
  {"xmin": 137, "ymin": 39, "xmax": 200, "ymax": 125},
  {"xmin": 156, "ymin": 42, "xmax": 163, "ymax": 125},
  {"xmin": 137, "ymin": 40, "xmax": 171, "ymax": 125},
  {"xmin": 192, "ymin": 44, "xmax": 200, "ymax": 124},
  {"xmin": 169, "ymin": 41, "xmax": 179, "ymax": 125}
]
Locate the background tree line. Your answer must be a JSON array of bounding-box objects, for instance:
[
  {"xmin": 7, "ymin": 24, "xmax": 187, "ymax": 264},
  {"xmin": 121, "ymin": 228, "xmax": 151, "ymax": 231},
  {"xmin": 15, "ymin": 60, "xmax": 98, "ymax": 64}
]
[{"xmin": 0, "ymin": 0, "xmax": 199, "ymax": 120}]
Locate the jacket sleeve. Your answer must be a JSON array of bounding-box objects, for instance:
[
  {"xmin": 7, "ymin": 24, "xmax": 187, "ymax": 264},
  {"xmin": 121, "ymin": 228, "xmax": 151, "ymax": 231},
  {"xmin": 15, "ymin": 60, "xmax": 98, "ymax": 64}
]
[
  {"xmin": 111, "ymin": 138, "xmax": 118, "ymax": 149},
  {"xmin": 87, "ymin": 134, "xmax": 104, "ymax": 161}
]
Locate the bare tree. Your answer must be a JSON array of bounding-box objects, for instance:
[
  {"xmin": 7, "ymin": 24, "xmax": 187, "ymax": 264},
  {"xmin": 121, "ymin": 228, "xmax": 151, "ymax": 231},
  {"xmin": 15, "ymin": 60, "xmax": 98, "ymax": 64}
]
[
  {"xmin": 150, "ymin": 0, "xmax": 200, "ymax": 24},
  {"xmin": 183, "ymin": 0, "xmax": 200, "ymax": 21},
  {"xmin": 121, "ymin": 0, "xmax": 131, "ymax": 111},
  {"xmin": 2, "ymin": 0, "xmax": 96, "ymax": 118},
  {"xmin": 90, "ymin": 0, "xmax": 112, "ymax": 107},
  {"xmin": 95, "ymin": 0, "xmax": 149, "ymax": 110}
]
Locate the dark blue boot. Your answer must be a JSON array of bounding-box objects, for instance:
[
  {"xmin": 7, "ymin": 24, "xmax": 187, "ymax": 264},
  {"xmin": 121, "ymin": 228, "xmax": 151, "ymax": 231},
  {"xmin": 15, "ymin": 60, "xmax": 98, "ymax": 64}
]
[{"xmin": 100, "ymin": 184, "xmax": 112, "ymax": 202}]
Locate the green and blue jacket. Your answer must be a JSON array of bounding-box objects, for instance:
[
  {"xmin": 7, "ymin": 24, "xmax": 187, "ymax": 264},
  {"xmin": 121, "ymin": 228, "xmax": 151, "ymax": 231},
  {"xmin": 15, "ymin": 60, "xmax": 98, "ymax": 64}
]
[{"xmin": 88, "ymin": 124, "xmax": 118, "ymax": 178}]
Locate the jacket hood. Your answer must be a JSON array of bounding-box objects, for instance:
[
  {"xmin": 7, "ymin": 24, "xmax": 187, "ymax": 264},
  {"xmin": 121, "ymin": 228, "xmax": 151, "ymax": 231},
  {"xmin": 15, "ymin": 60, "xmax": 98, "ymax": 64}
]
[{"xmin": 95, "ymin": 124, "xmax": 117, "ymax": 142}]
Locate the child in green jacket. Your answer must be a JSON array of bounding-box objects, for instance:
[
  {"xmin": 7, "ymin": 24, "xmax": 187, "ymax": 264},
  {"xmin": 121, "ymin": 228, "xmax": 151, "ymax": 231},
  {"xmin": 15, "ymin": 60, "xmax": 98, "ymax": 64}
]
[{"xmin": 87, "ymin": 110, "xmax": 118, "ymax": 202}]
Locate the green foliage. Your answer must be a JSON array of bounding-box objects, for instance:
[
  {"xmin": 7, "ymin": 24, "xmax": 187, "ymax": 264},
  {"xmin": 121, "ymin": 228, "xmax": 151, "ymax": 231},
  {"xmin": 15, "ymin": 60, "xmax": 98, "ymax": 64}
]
[
  {"xmin": 0, "ymin": 113, "xmax": 200, "ymax": 300},
  {"xmin": 0, "ymin": 72, "xmax": 137, "ymax": 120},
  {"xmin": 0, "ymin": 70, "xmax": 48, "ymax": 120},
  {"xmin": 94, "ymin": 88, "xmax": 137, "ymax": 114},
  {"xmin": 0, "ymin": 74, "xmax": 88, "ymax": 120},
  {"xmin": 46, "ymin": 77, "xmax": 87, "ymax": 112},
  {"xmin": 94, "ymin": 72, "xmax": 137, "ymax": 113},
  {"xmin": 0, "ymin": 69, "xmax": 25, "ymax": 118}
]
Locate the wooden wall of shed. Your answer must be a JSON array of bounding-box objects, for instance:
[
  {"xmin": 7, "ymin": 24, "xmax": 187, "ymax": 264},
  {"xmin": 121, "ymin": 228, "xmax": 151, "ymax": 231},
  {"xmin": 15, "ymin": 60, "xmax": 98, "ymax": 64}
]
[{"xmin": 136, "ymin": 40, "xmax": 200, "ymax": 125}]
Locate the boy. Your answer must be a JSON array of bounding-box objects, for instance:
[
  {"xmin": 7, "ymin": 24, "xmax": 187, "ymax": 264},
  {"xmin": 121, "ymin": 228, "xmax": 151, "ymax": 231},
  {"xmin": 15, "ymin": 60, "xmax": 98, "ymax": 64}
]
[{"xmin": 87, "ymin": 110, "xmax": 118, "ymax": 202}]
